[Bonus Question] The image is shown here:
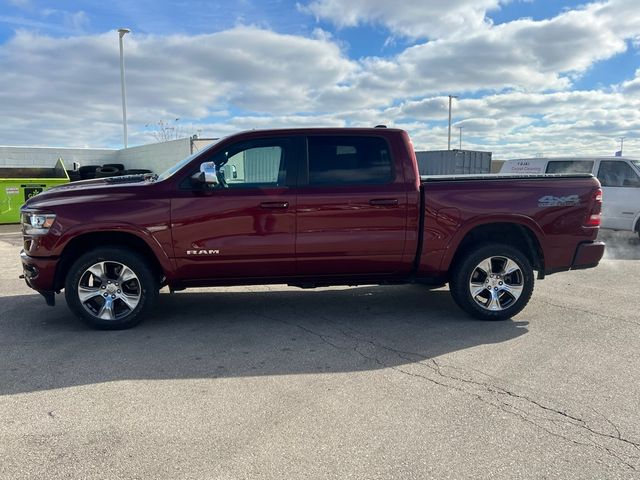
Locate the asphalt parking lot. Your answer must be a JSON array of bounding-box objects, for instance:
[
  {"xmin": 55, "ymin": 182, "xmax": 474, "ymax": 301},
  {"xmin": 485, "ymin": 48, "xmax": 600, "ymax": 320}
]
[{"xmin": 1, "ymin": 225, "xmax": 639, "ymax": 479}]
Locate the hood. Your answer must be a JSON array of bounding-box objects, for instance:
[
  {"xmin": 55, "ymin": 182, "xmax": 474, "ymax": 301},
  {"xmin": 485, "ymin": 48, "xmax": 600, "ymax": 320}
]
[{"xmin": 22, "ymin": 174, "xmax": 156, "ymax": 209}]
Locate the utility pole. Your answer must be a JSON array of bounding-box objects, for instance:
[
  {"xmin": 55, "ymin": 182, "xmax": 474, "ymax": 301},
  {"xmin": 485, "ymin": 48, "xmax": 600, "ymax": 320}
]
[
  {"xmin": 458, "ymin": 126, "xmax": 463, "ymax": 150},
  {"xmin": 618, "ymin": 137, "xmax": 625, "ymax": 156},
  {"xmin": 447, "ymin": 95, "xmax": 458, "ymax": 150},
  {"xmin": 118, "ymin": 28, "xmax": 131, "ymax": 149}
]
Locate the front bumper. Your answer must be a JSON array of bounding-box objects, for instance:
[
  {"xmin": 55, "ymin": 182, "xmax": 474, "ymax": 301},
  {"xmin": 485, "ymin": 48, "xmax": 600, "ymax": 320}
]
[
  {"xmin": 20, "ymin": 250, "xmax": 58, "ymax": 304},
  {"xmin": 571, "ymin": 241, "xmax": 605, "ymax": 270}
]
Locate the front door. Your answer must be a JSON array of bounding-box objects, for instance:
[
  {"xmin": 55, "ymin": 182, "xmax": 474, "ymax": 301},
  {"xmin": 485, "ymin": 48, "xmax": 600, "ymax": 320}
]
[{"xmin": 171, "ymin": 137, "xmax": 300, "ymax": 280}]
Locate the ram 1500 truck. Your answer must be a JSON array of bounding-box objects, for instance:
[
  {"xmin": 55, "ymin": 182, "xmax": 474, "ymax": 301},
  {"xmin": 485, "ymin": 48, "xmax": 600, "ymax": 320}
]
[{"xmin": 20, "ymin": 128, "xmax": 605, "ymax": 329}]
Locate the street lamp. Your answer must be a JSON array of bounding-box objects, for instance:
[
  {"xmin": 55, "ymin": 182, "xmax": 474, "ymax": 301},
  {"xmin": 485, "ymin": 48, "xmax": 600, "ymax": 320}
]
[
  {"xmin": 447, "ymin": 95, "xmax": 458, "ymax": 150},
  {"xmin": 118, "ymin": 28, "xmax": 131, "ymax": 149},
  {"xmin": 617, "ymin": 137, "xmax": 625, "ymax": 156}
]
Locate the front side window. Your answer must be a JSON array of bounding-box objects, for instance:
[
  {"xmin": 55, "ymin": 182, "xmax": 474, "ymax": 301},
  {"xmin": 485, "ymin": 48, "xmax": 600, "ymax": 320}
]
[
  {"xmin": 220, "ymin": 146, "xmax": 283, "ymax": 187},
  {"xmin": 598, "ymin": 161, "xmax": 640, "ymax": 188},
  {"xmin": 545, "ymin": 161, "xmax": 594, "ymax": 174},
  {"xmin": 183, "ymin": 139, "xmax": 289, "ymax": 189},
  {"xmin": 307, "ymin": 136, "xmax": 392, "ymax": 186}
]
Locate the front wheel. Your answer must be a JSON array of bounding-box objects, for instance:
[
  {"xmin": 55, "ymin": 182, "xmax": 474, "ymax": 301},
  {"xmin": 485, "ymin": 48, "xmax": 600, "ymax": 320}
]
[
  {"xmin": 449, "ymin": 243, "xmax": 534, "ymax": 321},
  {"xmin": 64, "ymin": 248, "xmax": 158, "ymax": 329}
]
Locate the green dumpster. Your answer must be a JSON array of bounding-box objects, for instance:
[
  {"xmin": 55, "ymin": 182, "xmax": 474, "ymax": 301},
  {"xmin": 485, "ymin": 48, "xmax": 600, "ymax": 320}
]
[{"xmin": 0, "ymin": 158, "xmax": 70, "ymax": 224}]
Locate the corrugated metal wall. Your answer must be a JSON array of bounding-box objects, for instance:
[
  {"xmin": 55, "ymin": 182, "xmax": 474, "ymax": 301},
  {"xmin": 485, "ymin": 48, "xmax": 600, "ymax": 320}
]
[
  {"xmin": 244, "ymin": 146, "xmax": 282, "ymax": 183},
  {"xmin": 415, "ymin": 150, "xmax": 492, "ymax": 175}
]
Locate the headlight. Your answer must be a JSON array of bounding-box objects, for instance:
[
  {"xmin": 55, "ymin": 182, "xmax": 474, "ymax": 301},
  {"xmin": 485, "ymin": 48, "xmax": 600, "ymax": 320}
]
[{"xmin": 22, "ymin": 212, "xmax": 56, "ymax": 236}]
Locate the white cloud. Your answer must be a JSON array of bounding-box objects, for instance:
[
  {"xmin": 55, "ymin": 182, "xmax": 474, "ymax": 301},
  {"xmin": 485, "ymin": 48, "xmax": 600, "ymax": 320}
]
[
  {"xmin": 0, "ymin": 27, "xmax": 356, "ymax": 146},
  {"xmin": 337, "ymin": 0, "xmax": 640, "ymax": 102},
  {"xmin": 302, "ymin": 0, "xmax": 503, "ymax": 39},
  {"xmin": 621, "ymin": 69, "xmax": 640, "ymax": 95},
  {"xmin": 0, "ymin": 1, "xmax": 639, "ymax": 158},
  {"xmin": 389, "ymin": 87, "xmax": 640, "ymax": 157}
]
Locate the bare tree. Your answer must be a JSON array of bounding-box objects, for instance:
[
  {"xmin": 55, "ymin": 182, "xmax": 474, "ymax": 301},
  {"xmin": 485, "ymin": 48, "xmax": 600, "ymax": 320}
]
[{"xmin": 145, "ymin": 118, "xmax": 185, "ymax": 142}]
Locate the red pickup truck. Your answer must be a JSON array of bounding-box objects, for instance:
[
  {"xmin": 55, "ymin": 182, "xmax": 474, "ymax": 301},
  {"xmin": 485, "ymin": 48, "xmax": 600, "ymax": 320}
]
[{"xmin": 20, "ymin": 128, "xmax": 604, "ymax": 329}]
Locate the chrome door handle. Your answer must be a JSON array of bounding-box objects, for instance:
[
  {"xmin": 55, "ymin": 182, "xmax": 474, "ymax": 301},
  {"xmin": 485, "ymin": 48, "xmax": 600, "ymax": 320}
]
[
  {"xmin": 369, "ymin": 198, "xmax": 398, "ymax": 206},
  {"xmin": 260, "ymin": 201, "xmax": 289, "ymax": 209}
]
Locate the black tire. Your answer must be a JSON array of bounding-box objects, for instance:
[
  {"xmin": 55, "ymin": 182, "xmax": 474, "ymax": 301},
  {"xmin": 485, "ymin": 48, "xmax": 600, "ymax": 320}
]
[
  {"xmin": 95, "ymin": 166, "xmax": 121, "ymax": 178},
  {"xmin": 78, "ymin": 165, "xmax": 100, "ymax": 179},
  {"xmin": 449, "ymin": 243, "xmax": 534, "ymax": 321},
  {"xmin": 102, "ymin": 163, "xmax": 125, "ymax": 171},
  {"xmin": 64, "ymin": 247, "xmax": 158, "ymax": 329}
]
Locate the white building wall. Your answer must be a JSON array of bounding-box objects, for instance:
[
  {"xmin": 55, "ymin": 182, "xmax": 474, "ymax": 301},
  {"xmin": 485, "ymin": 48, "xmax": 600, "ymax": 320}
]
[
  {"xmin": 116, "ymin": 138, "xmax": 191, "ymax": 173},
  {"xmin": 0, "ymin": 137, "xmax": 194, "ymax": 173},
  {"xmin": 0, "ymin": 146, "xmax": 116, "ymax": 168}
]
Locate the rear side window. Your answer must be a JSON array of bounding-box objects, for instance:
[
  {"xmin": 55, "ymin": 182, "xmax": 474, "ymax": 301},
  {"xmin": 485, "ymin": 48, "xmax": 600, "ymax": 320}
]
[
  {"xmin": 545, "ymin": 161, "xmax": 594, "ymax": 174},
  {"xmin": 597, "ymin": 161, "xmax": 640, "ymax": 187},
  {"xmin": 307, "ymin": 136, "xmax": 392, "ymax": 186}
]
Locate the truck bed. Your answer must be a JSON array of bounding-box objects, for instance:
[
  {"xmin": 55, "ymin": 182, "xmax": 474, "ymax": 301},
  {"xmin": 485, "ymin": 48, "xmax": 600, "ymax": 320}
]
[{"xmin": 420, "ymin": 173, "xmax": 594, "ymax": 182}]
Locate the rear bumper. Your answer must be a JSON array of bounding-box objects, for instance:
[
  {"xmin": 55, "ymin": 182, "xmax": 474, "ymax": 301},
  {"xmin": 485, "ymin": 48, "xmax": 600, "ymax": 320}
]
[
  {"xmin": 571, "ymin": 241, "xmax": 605, "ymax": 270},
  {"xmin": 20, "ymin": 250, "xmax": 58, "ymax": 300}
]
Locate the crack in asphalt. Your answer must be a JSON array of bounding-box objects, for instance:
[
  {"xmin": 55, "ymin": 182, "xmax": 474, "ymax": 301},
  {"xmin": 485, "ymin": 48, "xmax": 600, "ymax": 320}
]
[
  {"xmin": 254, "ymin": 305, "xmax": 639, "ymax": 472},
  {"xmin": 537, "ymin": 299, "xmax": 640, "ymax": 328},
  {"xmin": 339, "ymin": 324, "xmax": 640, "ymax": 470}
]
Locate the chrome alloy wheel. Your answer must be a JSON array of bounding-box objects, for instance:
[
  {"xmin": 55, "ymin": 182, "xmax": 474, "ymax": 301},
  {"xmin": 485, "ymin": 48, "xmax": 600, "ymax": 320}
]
[
  {"xmin": 468, "ymin": 256, "xmax": 524, "ymax": 311},
  {"xmin": 77, "ymin": 261, "xmax": 141, "ymax": 321}
]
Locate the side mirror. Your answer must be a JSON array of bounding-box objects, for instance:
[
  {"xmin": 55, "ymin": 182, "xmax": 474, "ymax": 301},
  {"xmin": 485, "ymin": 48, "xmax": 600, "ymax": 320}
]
[{"xmin": 191, "ymin": 162, "xmax": 219, "ymax": 186}]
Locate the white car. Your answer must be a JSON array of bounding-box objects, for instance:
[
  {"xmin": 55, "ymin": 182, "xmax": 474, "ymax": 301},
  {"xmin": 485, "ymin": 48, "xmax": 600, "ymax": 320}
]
[{"xmin": 500, "ymin": 157, "xmax": 640, "ymax": 237}]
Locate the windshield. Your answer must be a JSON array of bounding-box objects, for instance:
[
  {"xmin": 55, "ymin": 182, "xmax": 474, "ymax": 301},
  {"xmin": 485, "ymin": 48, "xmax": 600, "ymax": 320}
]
[{"xmin": 156, "ymin": 139, "xmax": 221, "ymax": 181}]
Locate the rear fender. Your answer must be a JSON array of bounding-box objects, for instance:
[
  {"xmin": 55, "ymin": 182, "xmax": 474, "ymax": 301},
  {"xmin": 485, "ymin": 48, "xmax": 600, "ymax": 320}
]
[{"xmin": 439, "ymin": 215, "xmax": 546, "ymax": 272}]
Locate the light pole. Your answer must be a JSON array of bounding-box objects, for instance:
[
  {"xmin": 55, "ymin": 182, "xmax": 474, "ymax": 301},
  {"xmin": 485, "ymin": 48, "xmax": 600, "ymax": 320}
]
[
  {"xmin": 118, "ymin": 28, "xmax": 131, "ymax": 149},
  {"xmin": 618, "ymin": 137, "xmax": 625, "ymax": 156},
  {"xmin": 447, "ymin": 95, "xmax": 458, "ymax": 150},
  {"xmin": 458, "ymin": 126, "xmax": 463, "ymax": 150}
]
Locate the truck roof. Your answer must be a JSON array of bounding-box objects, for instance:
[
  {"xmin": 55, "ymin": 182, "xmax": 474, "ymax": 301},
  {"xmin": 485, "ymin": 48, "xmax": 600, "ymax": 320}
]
[{"xmin": 229, "ymin": 127, "xmax": 406, "ymax": 136}]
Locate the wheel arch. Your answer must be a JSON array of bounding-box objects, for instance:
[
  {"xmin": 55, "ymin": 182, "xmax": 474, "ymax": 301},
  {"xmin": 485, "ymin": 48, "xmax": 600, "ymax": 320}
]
[
  {"xmin": 54, "ymin": 231, "xmax": 166, "ymax": 291},
  {"xmin": 445, "ymin": 221, "xmax": 545, "ymax": 279}
]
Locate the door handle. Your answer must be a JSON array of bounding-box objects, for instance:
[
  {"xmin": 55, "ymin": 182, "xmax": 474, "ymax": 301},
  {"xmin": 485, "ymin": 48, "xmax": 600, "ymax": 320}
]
[
  {"xmin": 260, "ymin": 201, "xmax": 289, "ymax": 209},
  {"xmin": 369, "ymin": 198, "xmax": 398, "ymax": 206}
]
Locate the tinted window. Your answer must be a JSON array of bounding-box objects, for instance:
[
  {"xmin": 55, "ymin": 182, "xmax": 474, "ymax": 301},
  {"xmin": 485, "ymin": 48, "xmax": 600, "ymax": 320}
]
[
  {"xmin": 545, "ymin": 161, "xmax": 594, "ymax": 174},
  {"xmin": 597, "ymin": 161, "xmax": 640, "ymax": 187},
  {"xmin": 307, "ymin": 136, "xmax": 392, "ymax": 186}
]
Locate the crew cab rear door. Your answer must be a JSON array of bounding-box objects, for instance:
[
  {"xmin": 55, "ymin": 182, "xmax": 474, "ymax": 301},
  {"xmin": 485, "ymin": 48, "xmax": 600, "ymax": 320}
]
[
  {"xmin": 295, "ymin": 134, "xmax": 410, "ymax": 276},
  {"xmin": 170, "ymin": 137, "xmax": 301, "ymax": 280}
]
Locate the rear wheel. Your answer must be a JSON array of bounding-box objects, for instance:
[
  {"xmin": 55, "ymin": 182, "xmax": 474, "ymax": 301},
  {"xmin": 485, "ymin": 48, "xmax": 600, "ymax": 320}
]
[
  {"xmin": 449, "ymin": 243, "xmax": 534, "ymax": 320},
  {"xmin": 64, "ymin": 248, "xmax": 158, "ymax": 329}
]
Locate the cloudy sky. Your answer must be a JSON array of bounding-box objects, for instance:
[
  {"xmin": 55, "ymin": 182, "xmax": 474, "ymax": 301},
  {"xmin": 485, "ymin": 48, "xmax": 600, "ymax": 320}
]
[{"xmin": 0, "ymin": 0, "xmax": 639, "ymax": 158}]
